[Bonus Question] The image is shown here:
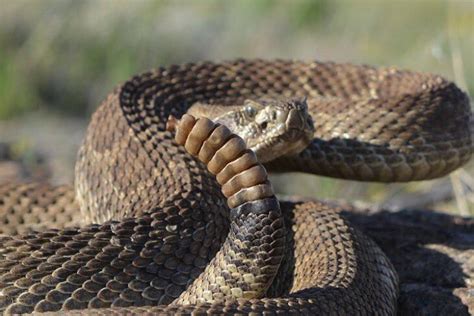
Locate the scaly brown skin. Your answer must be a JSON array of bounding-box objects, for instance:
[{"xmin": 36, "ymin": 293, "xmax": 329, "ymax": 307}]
[
  {"xmin": 0, "ymin": 182, "xmax": 80, "ymax": 236},
  {"xmin": 0, "ymin": 115, "xmax": 398, "ymax": 315},
  {"xmin": 0, "ymin": 59, "xmax": 472, "ymax": 314}
]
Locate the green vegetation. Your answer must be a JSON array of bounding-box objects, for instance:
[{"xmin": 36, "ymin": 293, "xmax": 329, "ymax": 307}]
[{"xmin": 1, "ymin": 0, "xmax": 471, "ymax": 119}]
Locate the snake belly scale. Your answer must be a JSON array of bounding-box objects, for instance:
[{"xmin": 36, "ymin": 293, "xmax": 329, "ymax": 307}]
[{"xmin": 0, "ymin": 59, "xmax": 472, "ymax": 315}]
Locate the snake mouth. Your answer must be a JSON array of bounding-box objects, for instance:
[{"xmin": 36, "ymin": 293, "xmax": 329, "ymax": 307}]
[
  {"xmin": 197, "ymin": 96, "xmax": 315, "ymax": 163},
  {"xmin": 251, "ymin": 134, "xmax": 309, "ymax": 163}
]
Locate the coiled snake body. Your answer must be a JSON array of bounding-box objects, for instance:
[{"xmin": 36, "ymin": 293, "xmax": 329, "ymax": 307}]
[{"xmin": 0, "ymin": 60, "xmax": 472, "ymax": 314}]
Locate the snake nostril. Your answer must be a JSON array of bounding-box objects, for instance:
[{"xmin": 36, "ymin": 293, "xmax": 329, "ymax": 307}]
[{"xmin": 261, "ymin": 122, "xmax": 268, "ymax": 129}]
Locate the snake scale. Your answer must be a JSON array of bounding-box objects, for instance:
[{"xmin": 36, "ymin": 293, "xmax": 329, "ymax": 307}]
[{"xmin": 0, "ymin": 60, "xmax": 472, "ymax": 315}]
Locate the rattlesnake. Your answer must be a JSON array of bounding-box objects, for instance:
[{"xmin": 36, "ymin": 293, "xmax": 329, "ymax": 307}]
[{"xmin": 0, "ymin": 60, "xmax": 472, "ymax": 314}]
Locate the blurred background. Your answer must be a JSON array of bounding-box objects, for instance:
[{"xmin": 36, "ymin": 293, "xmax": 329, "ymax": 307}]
[{"xmin": 0, "ymin": 0, "xmax": 472, "ymax": 214}]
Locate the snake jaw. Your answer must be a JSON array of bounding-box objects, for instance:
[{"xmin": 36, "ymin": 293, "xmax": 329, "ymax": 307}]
[{"xmin": 189, "ymin": 97, "xmax": 315, "ymax": 163}]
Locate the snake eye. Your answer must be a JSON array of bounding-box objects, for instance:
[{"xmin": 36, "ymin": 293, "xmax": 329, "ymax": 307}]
[{"xmin": 244, "ymin": 105, "xmax": 257, "ymax": 118}]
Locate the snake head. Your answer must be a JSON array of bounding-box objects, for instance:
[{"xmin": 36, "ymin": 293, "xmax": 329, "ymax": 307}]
[
  {"xmin": 218, "ymin": 97, "xmax": 315, "ymax": 163},
  {"xmin": 185, "ymin": 97, "xmax": 314, "ymax": 163}
]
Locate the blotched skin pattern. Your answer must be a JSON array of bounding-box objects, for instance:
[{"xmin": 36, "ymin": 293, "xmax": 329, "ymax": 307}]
[
  {"xmin": 0, "ymin": 183, "xmax": 80, "ymax": 236},
  {"xmin": 0, "ymin": 60, "xmax": 472, "ymax": 314},
  {"xmin": 0, "ymin": 114, "xmax": 397, "ymax": 315}
]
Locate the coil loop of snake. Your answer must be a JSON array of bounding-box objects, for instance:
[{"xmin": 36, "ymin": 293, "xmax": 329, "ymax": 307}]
[{"xmin": 0, "ymin": 60, "xmax": 472, "ymax": 315}]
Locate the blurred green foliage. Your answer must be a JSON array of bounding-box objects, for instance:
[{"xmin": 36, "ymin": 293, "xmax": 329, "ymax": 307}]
[
  {"xmin": 0, "ymin": 52, "xmax": 37, "ymax": 118},
  {"xmin": 1, "ymin": 0, "xmax": 471, "ymax": 119}
]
